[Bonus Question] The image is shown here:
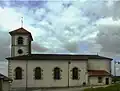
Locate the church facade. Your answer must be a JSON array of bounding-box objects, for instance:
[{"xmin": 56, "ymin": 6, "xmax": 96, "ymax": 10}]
[{"xmin": 6, "ymin": 28, "xmax": 112, "ymax": 90}]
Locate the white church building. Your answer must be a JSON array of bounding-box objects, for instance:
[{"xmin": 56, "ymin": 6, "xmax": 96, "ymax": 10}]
[{"xmin": 6, "ymin": 27, "xmax": 112, "ymax": 91}]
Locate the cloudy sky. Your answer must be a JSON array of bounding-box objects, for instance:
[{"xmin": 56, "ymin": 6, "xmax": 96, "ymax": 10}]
[{"xmin": 1, "ymin": 0, "xmax": 120, "ymax": 75}]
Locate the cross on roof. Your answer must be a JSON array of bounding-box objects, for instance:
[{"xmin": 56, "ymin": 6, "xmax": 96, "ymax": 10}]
[{"xmin": 21, "ymin": 17, "xmax": 23, "ymax": 28}]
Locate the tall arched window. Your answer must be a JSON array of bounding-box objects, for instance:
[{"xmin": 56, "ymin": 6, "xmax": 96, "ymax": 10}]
[
  {"xmin": 17, "ymin": 37, "xmax": 23, "ymax": 45},
  {"xmin": 53, "ymin": 67, "xmax": 61, "ymax": 80},
  {"xmin": 34, "ymin": 67, "xmax": 42, "ymax": 80},
  {"xmin": 15, "ymin": 67, "xmax": 22, "ymax": 80},
  {"xmin": 72, "ymin": 67, "xmax": 79, "ymax": 80}
]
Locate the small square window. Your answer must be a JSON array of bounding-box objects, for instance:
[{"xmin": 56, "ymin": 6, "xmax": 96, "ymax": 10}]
[{"xmin": 98, "ymin": 77, "xmax": 102, "ymax": 83}]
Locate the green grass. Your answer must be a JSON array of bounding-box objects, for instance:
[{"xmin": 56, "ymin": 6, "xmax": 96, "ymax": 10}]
[{"xmin": 84, "ymin": 84, "xmax": 120, "ymax": 91}]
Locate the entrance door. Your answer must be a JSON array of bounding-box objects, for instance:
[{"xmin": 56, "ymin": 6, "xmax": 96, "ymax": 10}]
[{"xmin": 106, "ymin": 78, "xmax": 109, "ymax": 85}]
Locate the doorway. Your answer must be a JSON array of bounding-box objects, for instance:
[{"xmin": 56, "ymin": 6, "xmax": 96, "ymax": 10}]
[{"xmin": 106, "ymin": 78, "xmax": 109, "ymax": 85}]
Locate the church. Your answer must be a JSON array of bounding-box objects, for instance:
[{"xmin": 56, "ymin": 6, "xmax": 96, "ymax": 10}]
[{"xmin": 6, "ymin": 27, "xmax": 112, "ymax": 91}]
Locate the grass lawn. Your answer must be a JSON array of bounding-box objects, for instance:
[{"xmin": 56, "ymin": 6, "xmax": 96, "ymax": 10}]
[{"xmin": 84, "ymin": 84, "xmax": 120, "ymax": 91}]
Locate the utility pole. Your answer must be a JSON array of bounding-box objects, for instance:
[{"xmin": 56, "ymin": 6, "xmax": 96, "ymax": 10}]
[{"xmin": 114, "ymin": 61, "xmax": 116, "ymax": 76}]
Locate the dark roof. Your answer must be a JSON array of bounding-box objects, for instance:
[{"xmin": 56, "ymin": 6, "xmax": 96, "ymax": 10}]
[
  {"xmin": 6, "ymin": 54, "xmax": 113, "ymax": 60},
  {"xmin": 0, "ymin": 73, "xmax": 12, "ymax": 81},
  {"xmin": 88, "ymin": 70, "xmax": 111, "ymax": 76},
  {"xmin": 9, "ymin": 27, "xmax": 33, "ymax": 41}
]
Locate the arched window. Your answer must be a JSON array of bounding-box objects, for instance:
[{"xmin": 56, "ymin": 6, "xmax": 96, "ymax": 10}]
[
  {"xmin": 72, "ymin": 67, "xmax": 79, "ymax": 80},
  {"xmin": 53, "ymin": 67, "xmax": 61, "ymax": 80},
  {"xmin": 34, "ymin": 67, "xmax": 42, "ymax": 80},
  {"xmin": 15, "ymin": 67, "xmax": 22, "ymax": 80},
  {"xmin": 17, "ymin": 37, "xmax": 23, "ymax": 45}
]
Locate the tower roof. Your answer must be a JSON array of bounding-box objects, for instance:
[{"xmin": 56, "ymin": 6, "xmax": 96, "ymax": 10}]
[{"xmin": 9, "ymin": 27, "xmax": 33, "ymax": 41}]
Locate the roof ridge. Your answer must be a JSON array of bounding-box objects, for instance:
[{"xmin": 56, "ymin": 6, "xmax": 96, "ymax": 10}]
[
  {"xmin": 6, "ymin": 54, "xmax": 113, "ymax": 60},
  {"xmin": 9, "ymin": 27, "xmax": 30, "ymax": 33}
]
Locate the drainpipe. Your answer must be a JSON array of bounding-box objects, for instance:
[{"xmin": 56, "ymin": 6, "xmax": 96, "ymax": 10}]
[
  {"xmin": 114, "ymin": 61, "xmax": 116, "ymax": 76},
  {"xmin": 26, "ymin": 59, "xmax": 28, "ymax": 91},
  {"xmin": 68, "ymin": 61, "xmax": 71, "ymax": 87}
]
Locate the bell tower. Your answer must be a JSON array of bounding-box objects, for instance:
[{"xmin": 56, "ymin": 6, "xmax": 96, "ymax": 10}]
[{"xmin": 9, "ymin": 27, "xmax": 33, "ymax": 57}]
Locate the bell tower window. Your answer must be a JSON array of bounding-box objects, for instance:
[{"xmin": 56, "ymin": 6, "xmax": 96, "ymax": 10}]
[
  {"xmin": 17, "ymin": 37, "xmax": 23, "ymax": 45},
  {"xmin": 18, "ymin": 49, "xmax": 23, "ymax": 54}
]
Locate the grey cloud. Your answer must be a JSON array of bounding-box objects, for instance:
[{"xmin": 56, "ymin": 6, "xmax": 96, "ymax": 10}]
[
  {"xmin": 32, "ymin": 41, "xmax": 48, "ymax": 52},
  {"xmin": 112, "ymin": 1, "xmax": 120, "ymax": 20},
  {"xmin": 1, "ymin": 0, "xmax": 119, "ymax": 58},
  {"xmin": 81, "ymin": 1, "xmax": 112, "ymax": 21},
  {"xmin": 0, "ymin": 30, "xmax": 10, "ymax": 61},
  {"xmin": 1, "ymin": 0, "xmax": 120, "ymax": 75},
  {"xmin": 81, "ymin": 1, "xmax": 120, "ymax": 21},
  {"xmin": 1, "ymin": 1, "xmax": 46, "ymax": 8},
  {"xmin": 29, "ymin": 2, "xmax": 97, "ymax": 53},
  {"xmin": 0, "ymin": 1, "xmax": 6, "ymax": 8},
  {"xmin": 0, "ymin": 1, "xmax": 101, "ymax": 56},
  {"xmin": 79, "ymin": 1, "xmax": 120, "ymax": 57},
  {"xmin": 64, "ymin": 41, "xmax": 78, "ymax": 53},
  {"xmin": 96, "ymin": 25, "xmax": 120, "ymax": 54}
]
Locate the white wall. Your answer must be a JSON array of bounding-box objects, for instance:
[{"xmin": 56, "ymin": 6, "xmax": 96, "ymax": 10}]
[
  {"xmin": 13, "ymin": 46, "xmax": 29, "ymax": 56},
  {"xmin": 89, "ymin": 76, "xmax": 111, "ymax": 85},
  {"xmin": 11, "ymin": 35, "xmax": 29, "ymax": 57},
  {"xmin": 9, "ymin": 59, "xmax": 111, "ymax": 88},
  {"xmin": 9, "ymin": 60, "xmax": 69, "ymax": 88},
  {"xmin": 27, "ymin": 60, "xmax": 68, "ymax": 87},
  {"xmin": 88, "ymin": 59, "xmax": 111, "ymax": 72},
  {"xmin": 9, "ymin": 60, "xmax": 88, "ymax": 88},
  {"xmin": 9, "ymin": 60, "xmax": 26, "ymax": 88},
  {"xmin": 69, "ymin": 61, "xmax": 88, "ymax": 86}
]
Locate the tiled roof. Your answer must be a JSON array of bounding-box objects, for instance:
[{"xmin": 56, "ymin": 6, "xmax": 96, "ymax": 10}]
[
  {"xmin": 0, "ymin": 73, "xmax": 12, "ymax": 81},
  {"xmin": 9, "ymin": 27, "xmax": 33, "ymax": 41},
  {"xmin": 88, "ymin": 70, "xmax": 111, "ymax": 76},
  {"xmin": 6, "ymin": 54, "xmax": 113, "ymax": 60}
]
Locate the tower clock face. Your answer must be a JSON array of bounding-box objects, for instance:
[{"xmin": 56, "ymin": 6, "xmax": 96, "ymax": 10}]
[{"xmin": 18, "ymin": 49, "xmax": 23, "ymax": 54}]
